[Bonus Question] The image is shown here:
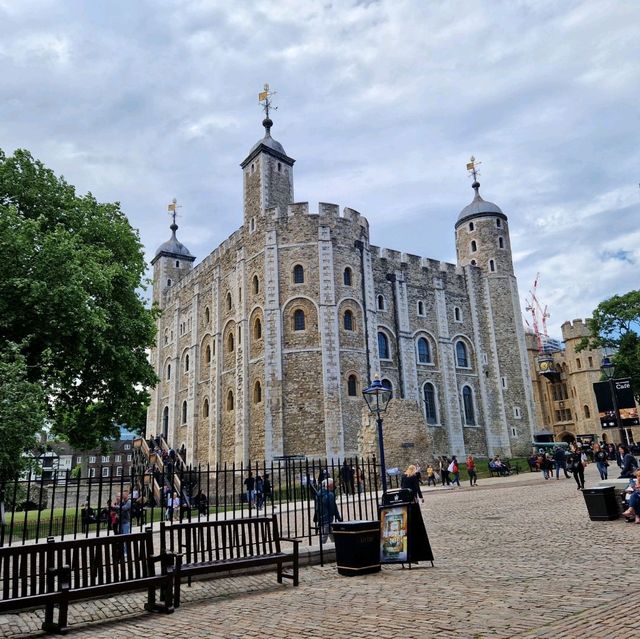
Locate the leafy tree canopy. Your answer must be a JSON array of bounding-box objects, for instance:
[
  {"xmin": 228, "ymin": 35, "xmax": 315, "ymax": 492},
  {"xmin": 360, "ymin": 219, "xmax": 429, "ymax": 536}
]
[
  {"xmin": 0, "ymin": 345, "xmax": 47, "ymax": 483},
  {"xmin": 580, "ymin": 290, "xmax": 640, "ymax": 400},
  {"xmin": 0, "ymin": 149, "xmax": 158, "ymax": 451}
]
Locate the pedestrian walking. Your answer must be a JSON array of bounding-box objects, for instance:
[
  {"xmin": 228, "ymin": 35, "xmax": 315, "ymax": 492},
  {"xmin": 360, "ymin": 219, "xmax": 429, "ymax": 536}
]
[
  {"xmin": 401, "ymin": 464, "xmax": 424, "ymax": 503},
  {"xmin": 569, "ymin": 450, "xmax": 585, "ymax": 490},
  {"xmin": 449, "ymin": 456, "xmax": 461, "ymax": 487},
  {"xmin": 80, "ymin": 501, "xmax": 95, "ymax": 535},
  {"xmin": 426, "ymin": 464, "xmax": 437, "ymax": 487},
  {"xmin": 255, "ymin": 474, "xmax": 264, "ymax": 509},
  {"xmin": 314, "ymin": 478, "xmax": 342, "ymax": 543},
  {"xmin": 593, "ymin": 443, "xmax": 609, "ymax": 480},
  {"xmin": 466, "ymin": 455, "xmax": 478, "ymax": 486},
  {"xmin": 554, "ymin": 446, "xmax": 568, "ymax": 479},
  {"xmin": 439, "ymin": 456, "xmax": 450, "ymax": 486},
  {"xmin": 244, "ymin": 471, "xmax": 256, "ymax": 505}
]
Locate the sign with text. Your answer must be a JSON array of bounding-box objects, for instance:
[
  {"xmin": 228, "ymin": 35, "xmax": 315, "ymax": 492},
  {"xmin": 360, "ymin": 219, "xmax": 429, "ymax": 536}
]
[{"xmin": 593, "ymin": 378, "xmax": 639, "ymax": 428}]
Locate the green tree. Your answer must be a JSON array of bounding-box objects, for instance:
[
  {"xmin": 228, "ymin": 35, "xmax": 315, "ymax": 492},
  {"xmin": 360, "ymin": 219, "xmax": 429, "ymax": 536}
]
[
  {"xmin": 0, "ymin": 149, "xmax": 158, "ymax": 450},
  {"xmin": 0, "ymin": 346, "xmax": 46, "ymax": 482},
  {"xmin": 580, "ymin": 290, "xmax": 640, "ymax": 400}
]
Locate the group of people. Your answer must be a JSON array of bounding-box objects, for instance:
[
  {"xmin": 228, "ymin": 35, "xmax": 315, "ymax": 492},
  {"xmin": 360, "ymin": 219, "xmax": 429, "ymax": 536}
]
[
  {"xmin": 81, "ymin": 489, "xmax": 140, "ymax": 535},
  {"xmin": 421, "ymin": 455, "xmax": 479, "ymax": 488},
  {"xmin": 243, "ymin": 471, "xmax": 273, "ymax": 509}
]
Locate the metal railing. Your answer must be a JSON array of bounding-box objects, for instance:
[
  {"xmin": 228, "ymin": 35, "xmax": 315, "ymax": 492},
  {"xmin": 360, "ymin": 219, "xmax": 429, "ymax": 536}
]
[{"xmin": 0, "ymin": 454, "xmax": 399, "ymax": 548}]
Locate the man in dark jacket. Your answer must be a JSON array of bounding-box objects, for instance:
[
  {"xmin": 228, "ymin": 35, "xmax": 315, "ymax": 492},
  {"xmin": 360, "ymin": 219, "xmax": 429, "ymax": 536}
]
[
  {"xmin": 554, "ymin": 447, "xmax": 569, "ymax": 479},
  {"xmin": 315, "ymin": 479, "xmax": 342, "ymax": 543}
]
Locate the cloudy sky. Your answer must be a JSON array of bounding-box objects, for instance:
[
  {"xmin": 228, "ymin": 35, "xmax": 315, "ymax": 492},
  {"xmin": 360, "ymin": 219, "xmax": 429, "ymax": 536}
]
[{"xmin": 1, "ymin": 0, "xmax": 638, "ymax": 337}]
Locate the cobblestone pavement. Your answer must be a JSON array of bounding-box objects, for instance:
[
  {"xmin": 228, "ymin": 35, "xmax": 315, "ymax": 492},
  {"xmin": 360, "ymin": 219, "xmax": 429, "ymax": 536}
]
[{"xmin": 1, "ymin": 466, "xmax": 637, "ymax": 639}]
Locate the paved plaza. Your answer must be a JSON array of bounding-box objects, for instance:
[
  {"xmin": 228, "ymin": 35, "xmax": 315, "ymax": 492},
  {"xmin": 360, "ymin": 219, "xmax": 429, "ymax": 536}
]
[{"xmin": 1, "ymin": 466, "xmax": 637, "ymax": 639}]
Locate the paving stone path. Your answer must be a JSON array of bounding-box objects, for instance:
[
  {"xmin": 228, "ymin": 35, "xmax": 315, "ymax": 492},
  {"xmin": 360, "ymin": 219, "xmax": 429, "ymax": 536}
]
[{"xmin": 1, "ymin": 466, "xmax": 637, "ymax": 638}]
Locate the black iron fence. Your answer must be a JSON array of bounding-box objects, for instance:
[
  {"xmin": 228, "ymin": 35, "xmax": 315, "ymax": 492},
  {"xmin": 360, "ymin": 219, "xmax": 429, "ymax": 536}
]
[{"xmin": 0, "ymin": 456, "xmax": 401, "ymax": 548}]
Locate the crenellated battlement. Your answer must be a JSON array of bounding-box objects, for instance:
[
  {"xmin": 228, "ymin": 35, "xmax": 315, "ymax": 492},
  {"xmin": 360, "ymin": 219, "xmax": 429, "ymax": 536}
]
[
  {"xmin": 561, "ymin": 318, "xmax": 591, "ymax": 340},
  {"xmin": 369, "ymin": 244, "xmax": 459, "ymax": 275}
]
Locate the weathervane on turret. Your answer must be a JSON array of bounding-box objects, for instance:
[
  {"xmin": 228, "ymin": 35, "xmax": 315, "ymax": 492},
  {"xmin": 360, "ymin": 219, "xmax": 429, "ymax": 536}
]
[
  {"xmin": 258, "ymin": 83, "xmax": 277, "ymax": 119},
  {"xmin": 167, "ymin": 198, "xmax": 182, "ymax": 229},
  {"xmin": 466, "ymin": 156, "xmax": 482, "ymax": 194}
]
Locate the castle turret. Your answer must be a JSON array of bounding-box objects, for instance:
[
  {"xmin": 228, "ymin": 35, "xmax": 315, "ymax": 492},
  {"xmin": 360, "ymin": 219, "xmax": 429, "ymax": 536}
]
[
  {"xmin": 240, "ymin": 87, "xmax": 295, "ymax": 227},
  {"xmin": 150, "ymin": 211, "xmax": 195, "ymax": 307}
]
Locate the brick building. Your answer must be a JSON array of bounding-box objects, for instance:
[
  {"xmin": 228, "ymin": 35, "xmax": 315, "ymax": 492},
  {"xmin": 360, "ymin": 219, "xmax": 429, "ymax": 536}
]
[{"xmin": 146, "ymin": 113, "xmax": 536, "ymax": 466}]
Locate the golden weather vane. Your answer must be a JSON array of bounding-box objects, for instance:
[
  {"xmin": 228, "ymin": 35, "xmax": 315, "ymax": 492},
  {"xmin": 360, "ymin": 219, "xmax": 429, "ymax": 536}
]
[
  {"xmin": 466, "ymin": 156, "xmax": 481, "ymax": 182},
  {"xmin": 167, "ymin": 197, "xmax": 182, "ymax": 226},
  {"xmin": 258, "ymin": 83, "xmax": 277, "ymax": 119}
]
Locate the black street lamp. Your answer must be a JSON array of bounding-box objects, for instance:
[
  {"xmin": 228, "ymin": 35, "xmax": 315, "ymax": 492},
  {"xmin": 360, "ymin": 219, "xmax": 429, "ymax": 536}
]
[
  {"xmin": 600, "ymin": 356, "xmax": 626, "ymax": 445},
  {"xmin": 362, "ymin": 375, "xmax": 393, "ymax": 493}
]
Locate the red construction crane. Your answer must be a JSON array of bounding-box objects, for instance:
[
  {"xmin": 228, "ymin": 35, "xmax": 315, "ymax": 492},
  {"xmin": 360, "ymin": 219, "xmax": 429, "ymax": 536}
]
[{"xmin": 525, "ymin": 273, "xmax": 550, "ymax": 353}]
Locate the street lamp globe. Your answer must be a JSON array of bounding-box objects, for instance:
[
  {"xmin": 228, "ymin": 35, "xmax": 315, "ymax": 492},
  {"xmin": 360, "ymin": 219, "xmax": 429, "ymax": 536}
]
[
  {"xmin": 362, "ymin": 375, "xmax": 393, "ymax": 415},
  {"xmin": 601, "ymin": 356, "xmax": 615, "ymax": 380}
]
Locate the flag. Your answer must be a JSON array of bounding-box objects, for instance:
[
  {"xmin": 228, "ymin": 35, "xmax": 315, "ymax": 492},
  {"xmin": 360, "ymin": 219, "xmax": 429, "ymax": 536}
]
[
  {"xmin": 258, "ymin": 91, "xmax": 268, "ymax": 101},
  {"xmin": 466, "ymin": 162, "xmax": 475, "ymax": 171},
  {"xmin": 168, "ymin": 202, "xmax": 176, "ymax": 212}
]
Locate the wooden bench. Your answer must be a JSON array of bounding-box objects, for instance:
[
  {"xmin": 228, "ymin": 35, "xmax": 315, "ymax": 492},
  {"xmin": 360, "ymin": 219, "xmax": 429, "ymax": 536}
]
[
  {"xmin": 160, "ymin": 515, "xmax": 299, "ymax": 608},
  {"xmin": 0, "ymin": 530, "xmax": 174, "ymax": 634}
]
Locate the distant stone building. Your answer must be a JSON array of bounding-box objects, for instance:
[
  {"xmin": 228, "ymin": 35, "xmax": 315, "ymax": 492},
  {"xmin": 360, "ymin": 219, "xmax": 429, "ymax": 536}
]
[
  {"xmin": 526, "ymin": 319, "xmax": 617, "ymax": 444},
  {"xmin": 146, "ymin": 112, "xmax": 536, "ymax": 466}
]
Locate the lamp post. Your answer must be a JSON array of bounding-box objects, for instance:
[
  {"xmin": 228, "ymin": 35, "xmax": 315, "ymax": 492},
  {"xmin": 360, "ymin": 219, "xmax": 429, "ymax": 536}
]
[
  {"xmin": 362, "ymin": 375, "xmax": 393, "ymax": 493},
  {"xmin": 600, "ymin": 356, "xmax": 626, "ymax": 446}
]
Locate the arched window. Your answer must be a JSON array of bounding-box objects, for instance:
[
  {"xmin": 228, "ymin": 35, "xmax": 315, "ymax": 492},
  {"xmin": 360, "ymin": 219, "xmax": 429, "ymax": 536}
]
[
  {"xmin": 347, "ymin": 375, "xmax": 357, "ymax": 397},
  {"xmin": 417, "ymin": 301, "xmax": 425, "ymax": 316},
  {"xmin": 226, "ymin": 292, "xmax": 232, "ymax": 310},
  {"xmin": 228, "ymin": 333, "xmax": 234, "ymax": 352},
  {"xmin": 227, "ymin": 391, "xmax": 234, "ymax": 411},
  {"xmin": 203, "ymin": 398, "xmax": 209, "ymax": 418},
  {"xmin": 343, "ymin": 268, "xmax": 352, "ymax": 286},
  {"xmin": 167, "ymin": 363, "xmax": 171, "ymax": 380},
  {"xmin": 162, "ymin": 406, "xmax": 169, "ymax": 438},
  {"xmin": 293, "ymin": 309, "xmax": 305, "ymax": 331},
  {"xmin": 378, "ymin": 332, "xmax": 390, "ymax": 359},
  {"xmin": 462, "ymin": 386, "xmax": 475, "ymax": 425},
  {"xmin": 205, "ymin": 345, "xmax": 211, "ymax": 363},
  {"xmin": 254, "ymin": 381, "xmax": 262, "ymax": 404},
  {"xmin": 584, "ymin": 404, "xmax": 591, "ymax": 419},
  {"xmin": 167, "ymin": 279, "xmax": 172, "ymax": 287},
  {"xmin": 471, "ymin": 240, "xmax": 477, "ymax": 252},
  {"xmin": 343, "ymin": 310, "xmax": 354, "ymax": 331},
  {"xmin": 253, "ymin": 275, "xmax": 259, "ymax": 295},
  {"xmin": 293, "ymin": 264, "xmax": 304, "ymax": 284},
  {"xmin": 185, "ymin": 354, "xmax": 190, "ymax": 372},
  {"xmin": 254, "ymin": 317, "xmax": 262, "ymax": 339},
  {"xmin": 417, "ymin": 337, "xmax": 431, "ymax": 364},
  {"xmin": 164, "ymin": 329, "xmax": 169, "ymax": 345},
  {"xmin": 377, "ymin": 295, "xmax": 385, "ymax": 310},
  {"xmin": 498, "ymin": 237, "xmax": 504, "ymax": 249},
  {"xmin": 182, "ymin": 400, "xmax": 187, "ymax": 424},
  {"xmin": 469, "ymin": 222, "xmax": 474, "ymax": 231},
  {"xmin": 423, "ymin": 383, "xmax": 437, "ymax": 424},
  {"xmin": 576, "ymin": 358, "xmax": 581, "ymax": 369},
  {"xmin": 205, "ymin": 307, "xmax": 210, "ymax": 324},
  {"xmin": 454, "ymin": 307, "xmax": 461, "ymax": 322},
  {"xmin": 489, "ymin": 259, "xmax": 496, "ymax": 272},
  {"xmin": 496, "ymin": 218, "xmax": 502, "ymax": 228},
  {"xmin": 456, "ymin": 341, "xmax": 469, "ymax": 368},
  {"xmin": 175, "ymin": 260, "xmax": 180, "ymax": 268}
]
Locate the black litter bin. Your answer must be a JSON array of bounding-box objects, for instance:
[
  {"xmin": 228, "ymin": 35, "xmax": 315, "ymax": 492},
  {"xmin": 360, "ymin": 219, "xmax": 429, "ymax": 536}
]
[
  {"xmin": 332, "ymin": 520, "xmax": 381, "ymax": 576},
  {"xmin": 582, "ymin": 486, "xmax": 620, "ymax": 521}
]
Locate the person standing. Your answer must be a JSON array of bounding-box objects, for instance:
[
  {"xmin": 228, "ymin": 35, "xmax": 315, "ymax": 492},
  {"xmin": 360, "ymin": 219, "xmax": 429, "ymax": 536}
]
[
  {"xmin": 593, "ymin": 444, "xmax": 609, "ymax": 480},
  {"xmin": 466, "ymin": 455, "xmax": 478, "ymax": 487},
  {"xmin": 439, "ymin": 457, "xmax": 450, "ymax": 487},
  {"xmin": 401, "ymin": 465, "xmax": 424, "ymax": 503},
  {"xmin": 255, "ymin": 474, "xmax": 264, "ymax": 509},
  {"xmin": 426, "ymin": 464, "xmax": 437, "ymax": 487},
  {"xmin": 569, "ymin": 451, "xmax": 585, "ymax": 490},
  {"xmin": 263, "ymin": 474, "xmax": 273, "ymax": 508},
  {"xmin": 244, "ymin": 471, "xmax": 256, "ymax": 505},
  {"xmin": 314, "ymin": 478, "xmax": 342, "ymax": 543},
  {"xmin": 115, "ymin": 491, "xmax": 132, "ymax": 534},
  {"xmin": 554, "ymin": 446, "xmax": 568, "ymax": 480}
]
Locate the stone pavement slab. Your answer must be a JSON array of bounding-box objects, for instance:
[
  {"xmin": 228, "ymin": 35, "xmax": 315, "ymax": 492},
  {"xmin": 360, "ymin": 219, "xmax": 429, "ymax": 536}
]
[{"xmin": 1, "ymin": 465, "xmax": 636, "ymax": 639}]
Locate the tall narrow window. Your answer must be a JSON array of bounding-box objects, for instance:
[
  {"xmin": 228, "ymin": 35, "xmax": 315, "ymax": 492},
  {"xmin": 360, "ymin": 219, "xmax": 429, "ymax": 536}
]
[
  {"xmin": 343, "ymin": 268, "xmax": 352, "ymax": 286},
  {"xmin": 454, "ymin": 307, "xmax": 461, "ymax": 322},
  {"xmin": 227, "ymin": 391, "xmax": 234, "ymax": 411},
  {"xmin": 378, "ymin": 332, "xmax": 390, "ymax": 359},
  {"xmin": 347, "ymin": 375, "xmax": 357, "ymax": 397},
  {"xmin": 293, "ymin": 309, "xmax": 305, "ymax": 331},
  {"xmin": 462, "ymin": 386, "xmax": 475, "ymax": 425},
  {"xmin": 182, "ymin": 401, "xmax": 187, "ymax": 424},
  {"xmin": 167, "ymin": 279, "xmax": 172, "ymax": 287},
  {"xmin": 417, "ymin": 301, "xmax": 425, "ymax": 316},
  {"xmin": 584, "ymin": 405, "xmax": 591, "ymax": 419},
  {"xmin": 496, "ymin": 218, "xmax": 502, "ymax": 227},
  {"xmin": 253, "ymin": 275, "xmax": 259, "ymax": 295},
  {"xmin": 254, "ymin": 381, "xmax": 262, "ymax": 404},
  {"xmin": 293, "ymin": 264, "xmax": 304, "ymax": 284},
  {"xmin": 576, "ymin": 358, "xmax": 581, "ymax": 369},
  {"xmin": 254, "ymin": 317, "xmax": 262, "ymax": 339},
  {"xmin": 185, "ymin": 354, "xmax": 190, "ymax": 372},
  {"xmin": 162, "ymin": 406, "xmax": 169, "ymax": 438},
  {"xmin": 417, "ymin": 337, "xmax": 431, "ymax": 364},
  {"xmin": 205, "ymin": 307, "xmax": 210, "ymax": 324},
  {"xmin": 498, "ymin": 237, "xmax": 504, "ymax": 249},
  {"xmin": 489, "ymin": 259, "xmax": 496, "ymax": 272},
  {"xmin": 227, "ymin": 292, "xmax": 232, "ymax": 310},
  {"xmin": 471, "ymin": 240, "xmax": 477, "ymax": 252},
  {"xmin": 203, "ymin": 398, "xmax": 209, "ymax": 418},
  {"xmin": 228, "ymin": 333, "xmax": 234, "ymax": 352},
  {"xmin": 343, "ymin": 310, "xmax": 354, "ymax": 331},
  {"xmin": 167, "ymin": 364, "xmax": 171, "ymax": 380},
  {"xmin": 423, "ymin": 383, "xmax": 437, "ymax": 424},
  {"xmin": 206, "ymin": 345, "xmax": 211, "ymax": 363},
  {"xmin": 377, "ymin": 295, "xmax": 385, "ymax": 310},
  {"xmin": 469, "ymin": 222, "xmax": 474, "ymax": 231},
  {"xmin": 456, "ymin": 341, "xmax": 469, "ymax": 368}
]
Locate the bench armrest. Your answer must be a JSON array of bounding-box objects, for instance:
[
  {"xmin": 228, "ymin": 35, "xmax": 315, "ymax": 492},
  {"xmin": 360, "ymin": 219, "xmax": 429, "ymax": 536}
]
[{"xmin": 279, "ymin": 536, "xmax": 301, "ymax": 547}]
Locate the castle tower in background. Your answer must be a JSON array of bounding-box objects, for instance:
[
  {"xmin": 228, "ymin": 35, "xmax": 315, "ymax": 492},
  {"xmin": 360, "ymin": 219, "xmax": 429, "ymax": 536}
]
[{"xmin": 147, "ymin": 98, "xmax": 537, "ymax": 466}]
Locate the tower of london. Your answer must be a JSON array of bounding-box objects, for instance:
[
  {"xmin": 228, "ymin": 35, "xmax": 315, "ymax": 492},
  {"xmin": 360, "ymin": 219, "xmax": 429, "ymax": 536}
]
[{"xmin": 147, "ymin": 110, "xmax": 536, "ymax": 466}]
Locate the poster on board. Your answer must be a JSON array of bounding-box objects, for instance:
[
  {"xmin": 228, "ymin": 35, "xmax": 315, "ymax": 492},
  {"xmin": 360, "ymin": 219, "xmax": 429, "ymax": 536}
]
[{"xmin": 379, "ymin": 504, "xmax": 409, "ymax": 563}]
